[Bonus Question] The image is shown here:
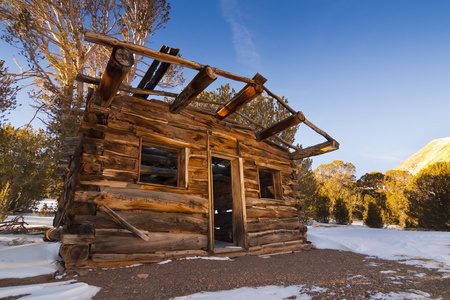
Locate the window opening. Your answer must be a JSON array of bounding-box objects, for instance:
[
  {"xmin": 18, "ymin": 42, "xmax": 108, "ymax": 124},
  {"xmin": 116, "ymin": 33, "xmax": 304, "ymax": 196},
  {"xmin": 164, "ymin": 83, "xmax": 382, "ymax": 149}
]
[
  {"xmin": 259, "ymin": 170, "xmax": 275, "ymax": 199},
  {"xmin": 140, "ymin": 145, "xmax": 178, "ymax": 187}
]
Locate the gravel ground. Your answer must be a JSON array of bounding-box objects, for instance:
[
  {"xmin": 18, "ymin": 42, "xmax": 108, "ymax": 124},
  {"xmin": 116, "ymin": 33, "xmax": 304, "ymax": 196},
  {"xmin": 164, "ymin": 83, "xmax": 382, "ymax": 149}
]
[{"xmin": 1, "ymin": 249, "xmax": 449, "ymax": 299}]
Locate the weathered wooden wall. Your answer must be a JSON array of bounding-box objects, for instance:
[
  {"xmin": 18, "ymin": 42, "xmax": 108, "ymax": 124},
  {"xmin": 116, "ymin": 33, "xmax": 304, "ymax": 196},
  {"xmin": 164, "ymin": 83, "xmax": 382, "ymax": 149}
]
[{"xmin": 57, "ymin": 95, "xmax": 307, "ymax": 267}]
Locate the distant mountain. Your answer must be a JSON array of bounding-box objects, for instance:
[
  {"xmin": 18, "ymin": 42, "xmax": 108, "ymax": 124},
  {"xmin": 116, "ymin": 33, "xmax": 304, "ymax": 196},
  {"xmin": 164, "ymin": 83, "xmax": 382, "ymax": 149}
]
[{"xmin": 393, "ymin": 137, "xmax": 450, "ymax": 175}]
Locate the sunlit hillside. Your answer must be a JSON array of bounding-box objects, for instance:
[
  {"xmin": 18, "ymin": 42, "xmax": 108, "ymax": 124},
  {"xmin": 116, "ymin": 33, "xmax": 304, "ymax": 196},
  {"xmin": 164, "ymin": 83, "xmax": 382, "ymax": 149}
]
[{"xmin": 393, "ymin": 137, "xmax": 450, "ymax": 175}]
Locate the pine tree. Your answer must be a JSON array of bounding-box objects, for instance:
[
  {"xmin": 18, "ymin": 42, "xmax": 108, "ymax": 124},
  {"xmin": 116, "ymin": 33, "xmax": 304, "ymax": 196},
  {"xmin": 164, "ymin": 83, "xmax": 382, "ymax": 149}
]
[
  {"xmin": 364, "ymin": 199, "xmax": 384, "ymax": 228},
  {"xmin": 332, "ymin": 197, "xmax": 351, "ymax": 225},
  {"xmin": 405, "ymin": 162, "xmax": 450, "ymax": 231},
  {"xmin": 0, "ymin": 123, "xmax": 57, "ymax": 213}
]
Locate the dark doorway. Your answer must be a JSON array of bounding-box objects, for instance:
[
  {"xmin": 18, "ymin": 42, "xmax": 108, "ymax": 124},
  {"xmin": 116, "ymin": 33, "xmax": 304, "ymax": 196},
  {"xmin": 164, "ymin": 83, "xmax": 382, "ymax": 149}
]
[{"xmin": 212, "ymin": 157, "xmax": 233, "ymax": 245}]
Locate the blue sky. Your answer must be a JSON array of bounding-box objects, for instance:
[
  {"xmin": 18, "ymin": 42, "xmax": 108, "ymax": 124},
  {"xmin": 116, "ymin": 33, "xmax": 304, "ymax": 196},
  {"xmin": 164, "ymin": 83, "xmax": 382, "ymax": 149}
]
[{"xmin": 3, "ymin": 0, "xmax": 450, "ymax": 178}]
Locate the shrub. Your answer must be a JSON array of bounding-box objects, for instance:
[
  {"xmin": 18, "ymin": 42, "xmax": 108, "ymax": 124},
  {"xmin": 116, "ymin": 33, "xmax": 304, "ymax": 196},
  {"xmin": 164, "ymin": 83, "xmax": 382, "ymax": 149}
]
[
  {"xmin": 332, "ymin": 198, "xmax": 351, "ymax": 225},
  {"xmin": 314, "ymin": 194, "xmax": 331, "ymax": 223},
  {"xmin": 364, "ymin": 201, "xmax": 384, "ymax": 228},
  {"xmin": 405, "ymin": 162, "xmax": 450, "ymax": 231}
]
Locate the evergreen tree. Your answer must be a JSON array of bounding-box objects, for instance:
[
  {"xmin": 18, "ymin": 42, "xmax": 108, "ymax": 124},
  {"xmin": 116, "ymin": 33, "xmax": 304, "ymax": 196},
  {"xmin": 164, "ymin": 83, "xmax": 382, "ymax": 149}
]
[
  {"xmin": 405, "ymin": 162, "xmax": 450, "ymax": 231},
  {"xmin": 357, "ymin": 172, "xmax": 388, "ymax": 223},
  {"xmin": 385, "ymin": 170, "xmax": 412, "ymax": 226},
  {"xmin": 313, "ymin": 192, "xmax": 331, "ymax": 223},
  {"xmin": 0, "ymin": 123, "xmax": 57, "ymax": 214},
  {"xmin": 313, "ymin": 160, "xmax": 358, "ymax": 220},
  {"xmin": 332, "ymin": 197, "xmax": 351, "ymax": 225},
  {"xmin": 363, "ymin": 197, "xmax": 384, "ymax": 228}
]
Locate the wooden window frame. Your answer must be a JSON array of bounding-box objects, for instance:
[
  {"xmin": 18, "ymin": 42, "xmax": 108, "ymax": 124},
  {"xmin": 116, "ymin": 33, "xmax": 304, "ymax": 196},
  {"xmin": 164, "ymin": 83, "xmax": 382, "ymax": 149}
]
[
  {"xmin": 257, "ymin": 166, "xmax": 282, "ymax": 200},
  {"xmin": 138, "ymin": 138, "xmax": 189, "ymax": 189}
]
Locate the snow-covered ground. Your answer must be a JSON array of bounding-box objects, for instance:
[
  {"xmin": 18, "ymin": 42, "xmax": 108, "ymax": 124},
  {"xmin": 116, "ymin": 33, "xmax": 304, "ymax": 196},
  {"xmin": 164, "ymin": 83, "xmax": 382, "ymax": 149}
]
[
  {"xmin": 308, "ymin": 223, "xmax": 450, "ymax": 274},
  {"xmin": 0, "ymin": 214, "xmax": 101, "ymax": 299},
  {"xmin": 0, "ymin": 216, "xmax": 449, "ymax": 299}
]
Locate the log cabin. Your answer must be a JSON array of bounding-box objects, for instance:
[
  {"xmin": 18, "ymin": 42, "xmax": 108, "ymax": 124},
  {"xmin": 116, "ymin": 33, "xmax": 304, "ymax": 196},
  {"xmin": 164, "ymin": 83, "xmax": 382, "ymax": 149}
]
[{"xmin": 53, "ymin": 31, "xmax": 339, "ymax": 268}]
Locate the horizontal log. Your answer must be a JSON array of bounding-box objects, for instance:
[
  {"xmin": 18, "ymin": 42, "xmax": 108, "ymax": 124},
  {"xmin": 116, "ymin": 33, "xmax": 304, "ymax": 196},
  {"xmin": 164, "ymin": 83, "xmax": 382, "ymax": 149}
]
[
  {"xmin": 140, "ymin": 165, "xmax": 177, "ymax": 177},
  {"xmin": 62, "ymin": 234, "xmax": 95, "ymax": 245},
  {"xmin": 82, "ymin": 153, "xmax": 137, "ymax": 171},
  {"xmin": 170, "ymin": 66, "xmax": 217, "ymax": 114},
  {"xmin": 289, "ymin": 140, "xmax": 339, "ymax": 160},
  {"xmin": 85, "ymin": 31, "xmax": 256, "ymax": 85},
  {"xmin": 255, "ymin": 111, "xmax": 305, "ymax": 142},
  {"xmin": 74, "ymin": 211, "xmax": 207, "ymax": 234},
  {"xmin": 75, "ymin": 188, "xmax": 208, "ymax": 214},
  {"xmin": 246, "ymin": 206, "xmax": 298, "ymax": 219},
  {"xmin": 246, "ymin": 197, "xmax": 296, "ymax": 208},
  {"xmin": 91, "ymin": 249, "xmax": 208, "ymax": 263},
  {"xmin": 91, "ymin": 231, "xmax": 207, "ymax": 254},
  {"xmin": 246, "ymin": 217, "xmax": 300, "ymax": 233},
  {"xmin": 247, "ymin": 229, "xmax": 302, "ymax": 247},
  {"xmin": 141, "ymin": 153, "xmax": 177, "ymax": 167}
]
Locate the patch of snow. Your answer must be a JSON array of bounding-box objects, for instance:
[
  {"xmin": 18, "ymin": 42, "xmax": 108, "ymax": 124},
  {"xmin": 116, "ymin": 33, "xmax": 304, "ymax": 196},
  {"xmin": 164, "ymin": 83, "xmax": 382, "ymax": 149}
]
[
  {"xmin": 370, "ymin": 290, "xmax": 434, "ymax": 299},
  {"xmin": 380, "ymin": 270, "xmax": 397, "ymax": 274},
  {"xmin": 34, "ymin": 199, "xmax": 58, "ymax": 212},
  {"xmin": 308, "ymin": 224, "xmax": 450, "ymax": 272},
  {"xmin": 182, "ymin": 256, "xmax": 232, "ymax": 261},
  {"xmin": 0, "ymin": 237, "xmax": 61, "ymax": 279},
  {"xmin": 157, "ymin": 260, "xmax": 172, "ymax": 265},
  {"xmin": 172, "ymin": 284, "xmax": 327, "ymax": 300},
  {"xmin": 0, "ymin": 280, "xmax": 100, "ymax": 300}
]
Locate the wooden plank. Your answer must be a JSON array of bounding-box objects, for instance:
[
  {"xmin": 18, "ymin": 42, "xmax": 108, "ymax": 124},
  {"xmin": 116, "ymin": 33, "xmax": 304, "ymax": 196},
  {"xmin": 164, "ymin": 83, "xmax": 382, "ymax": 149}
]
[
  {"xmin": 170, "ymin": 66, "xmax": 217, "ymax": 114},
  {"xmin": 247, "ymin": 229, "xmax": 302, "ymax": 247},
  {"xmin": 215, "ymin": 77, "xmax": 264, "ymax": 120},
  {"xmin": 135, "ymin": 130, "xmax": 204, "ymax": 150},
  {"xmin": 75, "ymin": 188, "xmax": 208, "ymax": 214},
  {"xmin": 303, "ymin": 118, "xmax": 335, "ymax": 141},
  {"xmin": 262, "ymin": 85, "xmax": 296, "ymax": 114},
  {"xmin": 246, "ymin": 217, "xmax": 300, "ymax": 232},
  {"xmin": 91, "ymin": 250, "xmax": 208, "ymax": 263},
  {"xmin": 206, "ymin": 131, "xmax": 214, "ymax": 252},
  {"xmin": 133, "ymin": 45, "xmax": 170, "ymax": 97},
  {"xmin": 95, "ymin": 46, "xmax": 134, "ymax": 107},
  {"xmin": 74, "ymin": 211, "xmax": 207, "ymax": 234},
  {"xmin": 90, "ymin": 231, "xmax": 207, "ymax": 254},
  {"xmin": 246, "ymin": 206, "xmax": 298, "ymax": 219},
  {"xmin": 62, "ymin": 234, "xmax": 95, "ymax": 245},
  {"xmin": 99, "ymin": 204, "xmax": 150, "ymax": 241},
  {"xmin": 85, "ymin": 31, "xmax": 256, "ymax": 85},
  {"xmin": 255, "ymin": 111, "xmax": 305, "ymax": 142},
  {"xmin": 142, "ymin": 47, "xmax": 180, "ymax": 97},
  {"xmin": 289, "ymin": 140, "xmax": 339, "ymax": 160}
]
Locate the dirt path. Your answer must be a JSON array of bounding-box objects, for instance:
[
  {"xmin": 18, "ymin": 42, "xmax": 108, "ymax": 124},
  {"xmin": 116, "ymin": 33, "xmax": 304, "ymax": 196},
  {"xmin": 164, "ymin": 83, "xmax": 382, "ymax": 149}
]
[{"xmin": 1, "ymin": 249, "xmax": 448, "ymax": 299}]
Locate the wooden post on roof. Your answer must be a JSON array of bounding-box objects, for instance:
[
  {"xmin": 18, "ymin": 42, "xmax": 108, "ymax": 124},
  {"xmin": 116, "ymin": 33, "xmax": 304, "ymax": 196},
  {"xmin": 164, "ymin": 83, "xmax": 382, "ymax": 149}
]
[
  {"xmin": 133, "ymin": 45, "xmax": 170, "ymax": 98},
  {"xmin": 95, "ymin": 46, "xmax": 134, "ymax": 107},
  {"xmin": 215, "ymin": 73, "xmax": 267, "ymax": 120},
  {"xmin": 170, "ymin": 66, "xmax": 217, "ymax": 114},
  {"xmin": 255, "ymin": 111, "xmax": 305, "ymax": 142},
  {"xmin": 289, "ymin": 140, "xmax": 339, "ymax": 160}
]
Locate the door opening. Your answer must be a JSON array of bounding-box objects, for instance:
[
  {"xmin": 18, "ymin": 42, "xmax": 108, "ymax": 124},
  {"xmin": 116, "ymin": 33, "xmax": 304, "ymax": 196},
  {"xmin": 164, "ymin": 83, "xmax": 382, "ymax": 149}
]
[{"xmin": 212, "ymin": 157, "xmax": 233, "ymax": 246}]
